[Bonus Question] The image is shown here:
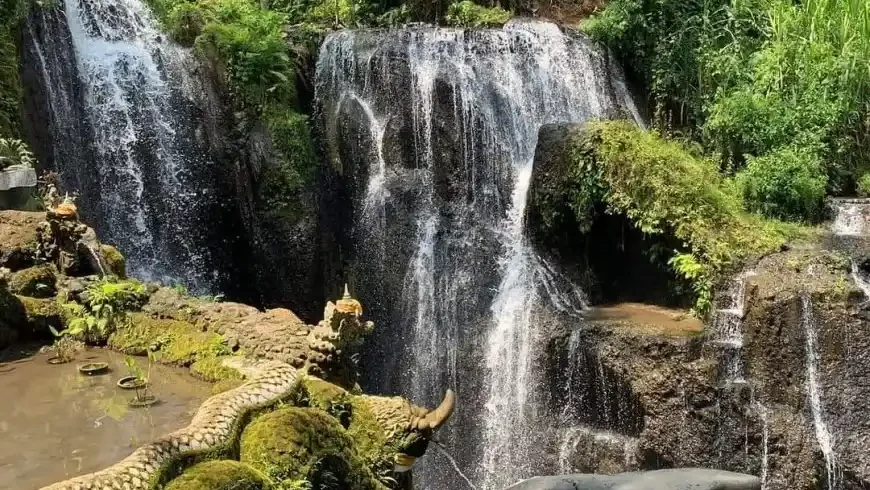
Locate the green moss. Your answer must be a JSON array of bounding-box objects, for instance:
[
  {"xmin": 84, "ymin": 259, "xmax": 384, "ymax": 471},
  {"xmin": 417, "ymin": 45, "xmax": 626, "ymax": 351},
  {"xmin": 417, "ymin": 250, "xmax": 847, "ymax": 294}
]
[
  {"xmin": 345, "ymin": 396, "xmax": 405, "ymax": 483},
  {"xmin": 165, "ymin": 460, "xmax": 271, "ymax": 490},
  {"xmin": 190, "ymin": 356, "xmax": 243, "ymax": 382},
  {"xmin": 16, "ymin": 295, "xmax": 61, "ymax": 334},
  {"xmin": 444, "ymin": 0, "xmax": 510, "ymax": 27},
  {"xmin": 240, "ymin": 407, "xmax": 384, "ymax": 489},
  {"xmin": 564, "ymin": 121, "xmax": 804, "ymax": 314},
  {"xmin": 211, "ymin": 377, "xmax": 245, "ymax": 395},
  {"xmin": 9, "ymin": 265, "xmax": 56, "ymax": 298},
  {"xmin": 302, "ymin": 376, "xmax": 349, "ymax": 410},
  {"xmin": 100, "ymin": 245, "xmax": 127, "ymax": 278},
  {"xmin": 108, "ymin": 312, "xmax": 230, "ymax": 366}
]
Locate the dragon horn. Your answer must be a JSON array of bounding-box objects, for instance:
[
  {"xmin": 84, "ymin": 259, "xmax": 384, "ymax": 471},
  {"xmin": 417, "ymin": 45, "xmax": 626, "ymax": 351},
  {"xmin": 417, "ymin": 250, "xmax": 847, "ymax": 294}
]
[{"xmin": 423, "ymin": 390, "xmax": 456, "ymax": 431}]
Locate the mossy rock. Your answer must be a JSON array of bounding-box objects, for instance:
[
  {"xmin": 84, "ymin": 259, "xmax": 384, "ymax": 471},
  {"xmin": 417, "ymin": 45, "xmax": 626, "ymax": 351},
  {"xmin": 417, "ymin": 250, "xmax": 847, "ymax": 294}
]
[
  {"xmin": 346, "ymin": 395, "xmax": 402, "ymax": 477},
  {"xmin": 190, "ymin": 356, "xmax": 243, "ymax": 383},
  {"xmin": 164, "ymin": 460, "xmax": 271, "ymax": 490},
  {"xmin": 15, "ymin": 295, "xmax": 61, "ymax": 336},
  {"xmin": 240, "ymin": 407, "xmax": 383, "ymax": 489},
  {"xmin": 108, "ymin": 312, "xmax": 229, "ymax": 365},
  {"xmin": 99, "ymin": 244, "xmax": 126, "ymax": 278},
  {"xmin": 302, "ymin": 376, "xmax": 349, "ymax": 410},
  {"xmin": 9, "ymin": 264, "xmax": 56, "ymax": 298}
]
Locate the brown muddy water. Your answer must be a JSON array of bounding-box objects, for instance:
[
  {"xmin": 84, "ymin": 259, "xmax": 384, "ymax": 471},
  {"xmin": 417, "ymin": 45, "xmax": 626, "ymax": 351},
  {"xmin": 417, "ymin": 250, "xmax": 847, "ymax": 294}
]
[{"xmin": 0, "ymin": 346, "xmax": 211, "ymax": 489}]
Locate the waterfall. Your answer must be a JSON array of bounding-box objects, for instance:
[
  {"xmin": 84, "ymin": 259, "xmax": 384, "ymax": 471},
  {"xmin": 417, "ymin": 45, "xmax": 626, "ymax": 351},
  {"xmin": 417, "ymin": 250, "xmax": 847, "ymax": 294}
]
[
  {"xmin": 800, "ymin": 296, "xmax": 839, "ymax": 489},
  {"xmin": 830, "ymin": 198, "xmax": 870, "ymax": 236},
  {"xmin": 316, "ymin": 20, "xmax": 638, "ymax": 489},
  {"xmin": 710, "ymin": 270, "xmax": 755, "ymax": 383},
  {"xmin": 23, "ymin": 0, "xmax": 227, "ymax": 291}
]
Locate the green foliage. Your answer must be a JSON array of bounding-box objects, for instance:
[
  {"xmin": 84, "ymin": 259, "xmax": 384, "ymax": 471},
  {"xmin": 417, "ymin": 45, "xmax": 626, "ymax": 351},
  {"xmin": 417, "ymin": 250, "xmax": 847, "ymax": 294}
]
[
  {"xmin": 0, "ymin": 138, "xmax": 36, "ymax": 170},
  {"xmin": 737, "ymin": 145, "xmax": 827, "ymax": 221},
  {"xmin": 445, "ymin": 0, "xmax": 510, "ymax": 27},
  {"xmin": 190, "ymin": 0, "xmax": 295, "ymax": 110},
  {"xmin": 0, "ymin": 0, "xmax": 29, "ymax": 137},
  {"xmin": 258, "ymin": 110, "xmax": 316, "ymax": 222},
  {"xmin": 572, "ymin": 121, "xmax": 798, "ymax": 314},
  {"xmin": 60, "ymin": 279, "xmax": 148, "ymax": 344},
  {"xmin": 584, "ymin": 0, "xmax": 870, "ymax": 216},
  {"xmin": 858, "ymin": 173, "xmax": 870, "ymax": 197}
]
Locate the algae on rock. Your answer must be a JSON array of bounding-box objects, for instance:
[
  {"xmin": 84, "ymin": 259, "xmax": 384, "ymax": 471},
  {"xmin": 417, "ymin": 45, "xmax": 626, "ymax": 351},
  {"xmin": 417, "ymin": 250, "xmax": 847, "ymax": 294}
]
[
  {"xmin": 240, "ymin": 406, "xmax": 386, "ymax": 490},
  {"xmin": 165, "ymin": 460, "xmax": 272, "ymax": 490}
]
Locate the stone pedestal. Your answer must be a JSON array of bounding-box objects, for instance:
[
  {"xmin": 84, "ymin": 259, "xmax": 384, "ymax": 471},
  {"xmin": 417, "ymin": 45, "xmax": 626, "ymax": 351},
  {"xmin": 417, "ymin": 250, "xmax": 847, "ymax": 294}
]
[{"xmin": 0, "ymin": 166, "xmax": 39, "ymax": 210}]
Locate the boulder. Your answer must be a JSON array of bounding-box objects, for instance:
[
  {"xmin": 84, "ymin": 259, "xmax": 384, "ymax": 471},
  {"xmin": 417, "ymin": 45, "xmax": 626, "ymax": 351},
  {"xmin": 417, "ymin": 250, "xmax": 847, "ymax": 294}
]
[
  {"xmin": 239, "ymin": 407, "xmax": 382, "ymax": 489},
  {"xmin": 8, "ymin": 264, "xmax": 56, "ymax": 297},
  {"xmin": 504, "ymin": 469, "xmax": 760, "ymax": 490}
]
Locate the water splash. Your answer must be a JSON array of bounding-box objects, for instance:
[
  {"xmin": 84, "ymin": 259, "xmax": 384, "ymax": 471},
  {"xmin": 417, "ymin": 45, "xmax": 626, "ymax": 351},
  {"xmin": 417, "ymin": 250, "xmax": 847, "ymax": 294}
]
[{"xmin": 800, "ymin": 295, "xmax": 839, "ymax": 489}]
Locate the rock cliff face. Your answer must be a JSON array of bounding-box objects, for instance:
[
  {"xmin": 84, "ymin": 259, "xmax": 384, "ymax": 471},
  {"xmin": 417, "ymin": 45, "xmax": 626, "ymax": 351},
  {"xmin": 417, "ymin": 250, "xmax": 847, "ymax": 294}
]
[{"xmin": 526, "ymin": 123, "xmax": 870, "ymax": 490}]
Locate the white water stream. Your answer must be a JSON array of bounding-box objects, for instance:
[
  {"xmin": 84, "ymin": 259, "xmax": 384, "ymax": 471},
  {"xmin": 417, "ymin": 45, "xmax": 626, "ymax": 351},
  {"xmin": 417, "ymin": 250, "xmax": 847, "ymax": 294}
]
[{"xmin": 800, "ymin": 296, "xmax": 839, "ymax": 489}]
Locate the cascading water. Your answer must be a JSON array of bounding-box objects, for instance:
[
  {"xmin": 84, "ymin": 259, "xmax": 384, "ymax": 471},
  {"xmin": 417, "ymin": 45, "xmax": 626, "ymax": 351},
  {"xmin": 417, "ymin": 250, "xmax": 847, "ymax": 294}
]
[
  {"xmin": 710, "ymin": 270, "xmax": 755, "ymax": 383},
  {"xmin": 316, "ymin": 21, "xmax": 639, "ymax": 489},
  {"xmin": 23, "ymin": 0, "xmax": 226, "ymax": 291},
  {"xmin": 800, "ymin": 295, "xmax": 839, "ymax": 489},
  {"xmin": 830, "ymin": 198, "xmax": 870, "ymax": 236}
]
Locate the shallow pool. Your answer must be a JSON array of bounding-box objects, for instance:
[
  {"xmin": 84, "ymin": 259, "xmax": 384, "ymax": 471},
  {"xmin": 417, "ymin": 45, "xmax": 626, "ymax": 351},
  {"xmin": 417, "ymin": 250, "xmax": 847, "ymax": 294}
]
[{"xmin": 0, "ymin": 346, "xmax": 211, "ymax": 489}]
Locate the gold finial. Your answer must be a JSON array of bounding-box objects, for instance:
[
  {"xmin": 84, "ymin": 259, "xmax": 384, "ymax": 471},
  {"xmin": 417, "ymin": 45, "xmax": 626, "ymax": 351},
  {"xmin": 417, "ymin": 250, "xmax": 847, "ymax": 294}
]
[{"xmin": 336, "ymin": 283, "xmax": 362, "ymax": 316}]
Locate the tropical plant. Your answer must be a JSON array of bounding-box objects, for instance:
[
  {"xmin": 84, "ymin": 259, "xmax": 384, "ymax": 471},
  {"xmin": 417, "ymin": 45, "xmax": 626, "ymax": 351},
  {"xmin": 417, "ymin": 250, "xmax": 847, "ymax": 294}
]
[
  {"xmin": 566, "ymin": 121, "xmax": 799, "ymax": 314},
  {"xmin": 0, "ymin": 137, "xmax": 36, "ymax": 170},
  {"xmin": 584, "ymin": 0, "xmax": 870, "ymax": 218},
  {"xmin": 61, "ymin": 280, "xmax": 148, "ymax": 344},
  {"xmin": 124, "ymin": 351, "xmax": 161, "ymax": 402}
]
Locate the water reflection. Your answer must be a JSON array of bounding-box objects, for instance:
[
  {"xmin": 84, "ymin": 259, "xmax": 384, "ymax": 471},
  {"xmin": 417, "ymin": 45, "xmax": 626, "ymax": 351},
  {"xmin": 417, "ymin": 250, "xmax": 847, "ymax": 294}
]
[{"xmin": 0, "ymin": 347, "xmax": 210, "ymax": 489}]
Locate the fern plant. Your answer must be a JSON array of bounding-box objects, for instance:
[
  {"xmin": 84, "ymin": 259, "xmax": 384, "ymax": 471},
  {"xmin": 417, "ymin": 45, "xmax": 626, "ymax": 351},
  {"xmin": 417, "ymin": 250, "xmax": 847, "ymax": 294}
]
[{"xmin": 0, "ymin": 137, "xmax": 35, "ymax": 170}]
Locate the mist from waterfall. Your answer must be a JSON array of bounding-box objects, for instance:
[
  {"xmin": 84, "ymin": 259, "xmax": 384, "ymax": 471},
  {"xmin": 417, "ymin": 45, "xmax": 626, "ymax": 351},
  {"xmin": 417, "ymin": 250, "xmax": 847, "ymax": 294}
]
[
  {"xmin": 316, "ymin": 21, "xmax": 640, "ymax": 489},
  {"xmin": 26, "ymin": 0, "xmax": 223, "ymax": 291}
]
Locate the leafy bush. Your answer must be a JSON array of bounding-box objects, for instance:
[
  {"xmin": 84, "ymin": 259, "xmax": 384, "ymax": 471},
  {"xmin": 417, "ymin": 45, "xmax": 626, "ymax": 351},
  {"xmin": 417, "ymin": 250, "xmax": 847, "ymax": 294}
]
[
  {"xmin": 61, "ymin": 279, "xmax": 148, "ymax": 343},
  {"xmin": 857, "ymin": 173, "xmax": 870, "ymax": 197},
  {"xmin": 570, "ymin": 121, "xmax": 797, "ymax": 314},
  {"xmin": 584, "ymin": 0, "xmax": 870, "ymax": 215},
  {"xmin": 445, "ymin": 0, "xmax": 510, "ymax": 28},
  {"xmin": 0, "ymin": 137, "xmax": 36, "ymax": 170},
  {"xmin": 737, "ymin": 146, "xmax": 827, "ymax": 222}
]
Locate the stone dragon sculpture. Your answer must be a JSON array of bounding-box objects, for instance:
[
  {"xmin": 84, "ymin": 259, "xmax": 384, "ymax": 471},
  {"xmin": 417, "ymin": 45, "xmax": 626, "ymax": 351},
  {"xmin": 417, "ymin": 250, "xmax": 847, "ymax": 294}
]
[{"xmin": 36, "ymin": 291, "xmax": 455, "ymax": 490}]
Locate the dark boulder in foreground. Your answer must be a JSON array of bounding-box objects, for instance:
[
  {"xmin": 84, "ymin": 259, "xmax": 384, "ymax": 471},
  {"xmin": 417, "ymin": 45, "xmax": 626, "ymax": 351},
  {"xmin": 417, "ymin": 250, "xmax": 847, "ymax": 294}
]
[{"xmin": 504, "ymin": 468, "xmax": 760, "ymax": 490}]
